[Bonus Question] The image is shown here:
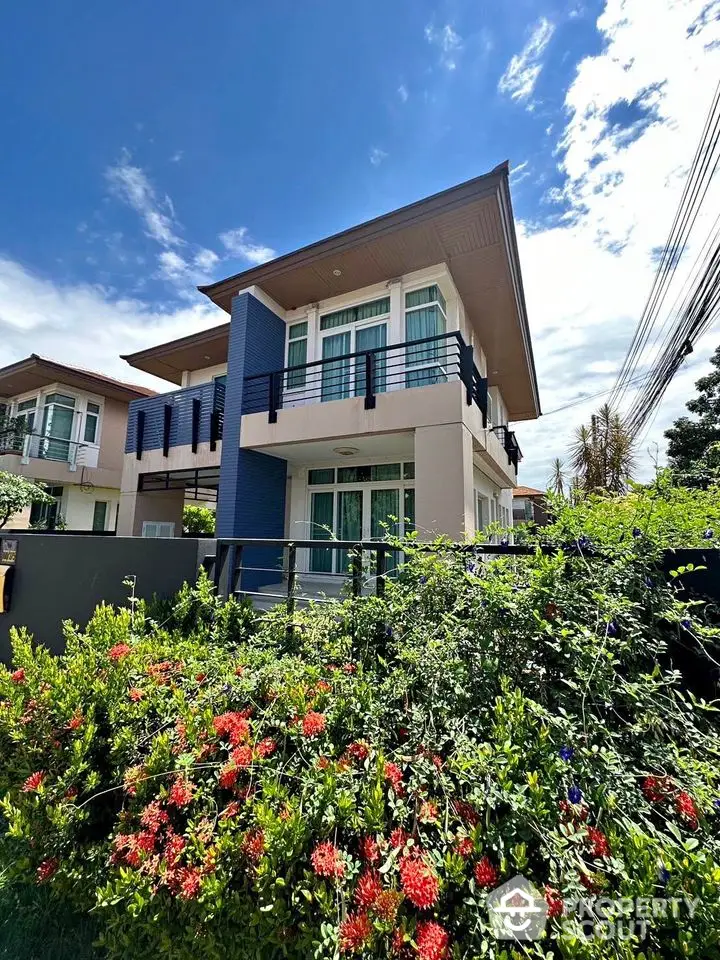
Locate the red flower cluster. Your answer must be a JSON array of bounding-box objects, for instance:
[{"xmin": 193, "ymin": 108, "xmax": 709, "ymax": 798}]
[
  {"xmin": 311, "ymin": 841, "xmax": 345, "ymax": 878},
  {"xmin": 36, "ymin": 858, "xmax": 59, "ymax": 884},
  {"xmin": 219, "ymin": 801, "xmax": 241, "ymax": 820},
  {"xmin": 141, "ymin": 800, "xmax": 169, "ymax": 834},
  {"xmin": 169, "ymin": 865, "xmax": 202, "ymax": 900},
  {"xmin": 354, "ymin": 870, "xmax": 382, "ymax": 908},
  {"xmin": 359, "ymin": 834, "xmax": 381, "ymax": 864},
  {"xmin": 108, "ymin": 643, "xmax": 131, "ymax": 662},
  {"xmin": 389, "ymin": 827, "xmax": 410, "ymax": 850},
  {"xmin": 213, "ymin": 711, "xmax": 251, "ymax": 745},
  {"xmin": 256, "ymin": 737, "xmax": 277, "ymax": 758},
  {"xmin": 473, "ymin": 856, "xmax": 499, "ymax": 889},
  {"xmin": 232, "ymin": 744, "xmax": 254, "ymax": 768},
  {"xmin": 302, "ymin": 711, "xmax": 326, "ymax": 737},
  {"xmin": 219, "ymin": 762, "xmax": 239, "ymax": 789},
  {"xmin": 22, "ymin": 770, "xmax": 45, "ymax": 793},
  {"xmin": 587, "ymin": 826, "xmax": 610, "ymax": 858},
  {"xmin": 545, "ymin": 886, "xmax": 564, "ymax": 919},
  {"xmin": 416, "ymin": 921, "xmax": 450, "ymax": 960},
  {"xmin": 418, "ymin": 801, "xmax": 439, "ymax": 823},
  {"xmin": 452, "ymin": 800, "xmax": 480, "ymax": 826},
  {"xmin": 346, "ymin": 741, "xmax": 370, "ymax": 763},
  {"xmin": 384, "ymin": 762, "xmax": 404, "ymax": 793},
  {"xmin": 128, "ymin": 687, "xmax": 144, "ymax": 702},
  {"xmin": 167, "ymin": 777, "xmax": 195, "ymax": 809},
  {"xmin": 374, "ymin": 889, "xmax": 403, "ymax": 923},
  {"xmin": 454, "ymin": 836, "xmax": 474, "ymax": 858},
  {"xmin": 339, "ymin": 911, "xmax": 372, "ymax": 954},
  {"xmin": 67, "ymin": 712, "xmax": 84, "ymax": 731},
  {"xmin": 10, "ymin": 668, "xmax": 26, "ymax": 684},
  {"xmin": 642, "ymin": 775, "xmax": 672, "ymax": 803},
  {"xmin": 675, "ymin": 791, "xmax": 699, "ymax": 829},
  {"xmin": 242, "ymin": 828, "xmax": 265, "ymax": 863},
  {"xmin": 559, "ymin": 799, "xmax": 589, "ymax": 824},
  {"xmin": 399, "ymin": 854, "xmax": 439, "ymax": 909}
]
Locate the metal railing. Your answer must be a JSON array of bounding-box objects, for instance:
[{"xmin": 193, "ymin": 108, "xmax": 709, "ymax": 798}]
[
  {"xmin": 0, "ymin": 431, "xmax": 89, "ymax": 467},
  {"xmin": 242, "ymin": 331, "xmax": 488, "ymax": 425},
  {"xmin": 129, "ymin": 379, "xmax": 226, "ymax": 460},
  {"xmin": 491, "ymin": 425, "xmax": 523, "ymax": 472}
]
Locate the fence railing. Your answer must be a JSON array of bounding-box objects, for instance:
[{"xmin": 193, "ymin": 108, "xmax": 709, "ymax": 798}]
[
  {"xmin": 127, "ymin": 379, "xmax": 225, "ymax": 460},
  {"xmin": 242, "ymin": 331, "xmax": 488, "ymax": 425},
  {"xmin": 491, "ymin": 425, "xmax": 523, "ymax": 471},
  {"xmin": 0, "ymin": 431, "xmax": 89, "ymax": 468}
]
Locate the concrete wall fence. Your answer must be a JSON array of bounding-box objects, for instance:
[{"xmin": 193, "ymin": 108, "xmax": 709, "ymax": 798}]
[{"xmin": 0, "ymin": 533, "xmax": 214, "ymax": 660}]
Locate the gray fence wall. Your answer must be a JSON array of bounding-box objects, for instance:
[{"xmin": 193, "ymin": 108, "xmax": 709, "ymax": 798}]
[{"xmin": 0, "ymin": 534, "xmax": 214, "ymax": 660}]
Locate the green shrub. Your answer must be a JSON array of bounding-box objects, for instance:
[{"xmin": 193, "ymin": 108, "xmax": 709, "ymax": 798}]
[{"xmin": 1, "ymin": 480, "xmax": 720, "ymax": 959}]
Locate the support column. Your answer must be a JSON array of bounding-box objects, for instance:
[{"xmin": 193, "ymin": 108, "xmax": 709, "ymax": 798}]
[
  {"xmin": 116, "ymin": 489, "xmax": 185, "ymax": 537},
  {"xmin": 414, "ymin": 423, "xmax": 475, "ymax": 542}
]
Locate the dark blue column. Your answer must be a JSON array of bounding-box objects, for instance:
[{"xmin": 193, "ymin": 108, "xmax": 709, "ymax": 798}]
[{"xmin": 217, "ymin": 291, "xmax": 288, "ymax": 591}]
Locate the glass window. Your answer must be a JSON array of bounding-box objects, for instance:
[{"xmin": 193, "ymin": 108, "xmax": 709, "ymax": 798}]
[
  {"xmin": 404, "ymin": 488, "xmax": 415, "ymax": 533},
  {"xmin": 321, "ymin": 331, "xmax": 351, "ymax": 401},
  {"xmin": 41, "ymin": 394, "xmax": 76, "ymax": 461},
  {"xmin": 44, "ymin": 393, "xmax": 76, "ymax": 407},
  {"xmin": 338, "ymin": 465, "xmax": 371, "ymax": 483},
  {"xmin": 92, "ymin": 501, "xmax": 108, "ymax": 532},
  {"xmin": 287, "ymin": 321, "xmax": 308, "ymax": 389},
  {"xmin": 84, "ymin": 402, "xmax": 100, "ymax": 444},
  {"xmin": 320, "ymin": 297, "xmax": 390, "ymax": 331},
  {"xmin": 142, "ymin": 521, "xmax": 175, "ymax": 538},
  {"xmin": 403, "ymin": 462, "xmax": 415, "ymax": 480},
  {"xmin": 213, "ymin": 374, "xmax": 227, "ymax": 387},
  {"xmin": 308, "ymin": 468, "xmax": 335, "ymax": 485},
  {"xmin": 371, "ymin": 463, "xmax": 401, "ymax": 481},
  {"xmin": 16, "ymin": 398, "xmax": 37, "ymax": 433},
  {"xmin": 405, "ymin": 285, "xmax": 447, "ymax": 314},
  {"xmin": 29, "ymin": 486, "xmax": 63, "ymax": 528},
  {"xmin": 310, "ymin": 491, "xmax": 334, "ymax": 573}
]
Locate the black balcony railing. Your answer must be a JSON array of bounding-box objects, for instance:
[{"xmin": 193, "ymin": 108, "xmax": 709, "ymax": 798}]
[
  {"xmin": 242, "ymin": 331, "xmax": 488, "ymax": 424},
  {"xmin": 491, "ymin": 425, "xmax": 523, "ymax": 473},
  {"xmin": 0, "ymin": 430, "xmax": 89, "ymax": 467}
]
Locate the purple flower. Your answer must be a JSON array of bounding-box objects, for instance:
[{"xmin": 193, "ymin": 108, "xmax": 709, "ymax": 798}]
[
  {"xmin": 658, "ymin": 866, "xmax": 671, "ymax": 886},
  {"xmin": 632, "ymin": 527, "xmax": 642, "ymax": 538},
  {"xmin": 500, "ymin": 536, "xmax": 509, "ymax": 547},
  {"xmin": 606, "ymin": 621, "xmax": 618, "ymax": 638},
  {"xmin": 385, "ymin": 625, "xmax": 393, "ymax": 639},
  {"xmin": 703, "ymin": 528, "xmax": 714, "ymax": 540},
  {"xmin": 713, "ymin": 799, "xmax": 720, "ymax": 811},
  {"xmin": 419, "ymin": 575, "xmax": 427, "ymax": 584},
  {"xmin": 466, "ymin": 560, "xmax": 480, "ymax": 575},
  {"xmin": 681, "ymin": 618, "xmax": 692, "ymax": 630},
  {"xmin": 559, "ymin": 746, "xmax": 574, "ymax": 762},
  {"xmin": 568, "ymin": 785, "xmax": 582, "ymax": 804},
  {"xmin": 577, "ymin": 535, "xmax": 592, "ymax": 552},
  {"xmin": 644, "ymin": 575, "xmax": 655, "ymax": 589}
]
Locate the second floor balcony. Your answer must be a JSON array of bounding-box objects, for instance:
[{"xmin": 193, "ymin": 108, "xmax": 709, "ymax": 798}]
[
  {"xmin": 242, "ymin": 331, "xmax": 489, "ymax": 424},
  {"xmin": 0, "ymin": 426, "xmax": 97, "ymax": 471},
  {"xmin": 127, "ymin": 378, "xmax": 225, "ymax": 460}
]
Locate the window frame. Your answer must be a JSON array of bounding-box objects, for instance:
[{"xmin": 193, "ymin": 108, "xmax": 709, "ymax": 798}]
[
  {"xmin": 403, "ymin": 284, "xmax": 449, "ymax": 386},
  {"xmin": 285, "ymin": 320, "xmax": 309, "ymax": 391}
]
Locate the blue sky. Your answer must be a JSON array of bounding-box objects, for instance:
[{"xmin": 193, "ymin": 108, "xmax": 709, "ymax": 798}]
[{"xmin": 1, "ymin": 0, "xmax": 719, "ymax": 485}]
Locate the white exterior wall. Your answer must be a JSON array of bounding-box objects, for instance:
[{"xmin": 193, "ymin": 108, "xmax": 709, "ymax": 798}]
[
  {"xmin": 63, "ymin": 486, "xmax": 120, "ymax": 531},
  {"xmin": 181, "ymin": 364, "xmax": 228, "ymax": 387}
]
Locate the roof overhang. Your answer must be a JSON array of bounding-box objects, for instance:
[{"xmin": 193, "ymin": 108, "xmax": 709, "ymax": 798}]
[
  {"xmin": 0, "ymin": 355, "xmax": 155, "ymax": 403},
  {"xmin": 199, "ymin": 163, "xmax": 540, "ymax": 420},
  {"xmin": 121, "ymin": 323, "xmax": 230, "ymax": 385}
]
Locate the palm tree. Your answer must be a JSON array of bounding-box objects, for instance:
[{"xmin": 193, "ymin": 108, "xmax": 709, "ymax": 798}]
[
  {"xmin": 548, "ymin": 458, "xmax": 566, "ymax": 497},
  {"xmin": 569, "ymin": 403, "xmax": 635, "ymax": 493}
]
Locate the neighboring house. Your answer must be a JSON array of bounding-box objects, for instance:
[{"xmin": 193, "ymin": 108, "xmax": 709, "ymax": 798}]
[
  {"xmin": 118, "ymin": 163, "xmax": 541, "ymax": 589},
  {"xmin": 512, "ymin": 486, "xmax": 549, "ymax": 526},
  {"xmin": 0, "ymin": 355, "xmax": 154, "ymax": 531}
]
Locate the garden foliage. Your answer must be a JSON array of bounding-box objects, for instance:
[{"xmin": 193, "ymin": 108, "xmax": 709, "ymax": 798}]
[{"xmin": 1, "ymin": 475, "xmax": 720, "ymax": 959}]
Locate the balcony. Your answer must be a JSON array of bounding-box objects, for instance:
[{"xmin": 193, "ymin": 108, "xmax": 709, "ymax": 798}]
[
  {"xmin": 0, "ymin": 430, "xmax": 94, "ymax": 471},
  {"xmin": 242, "ymin": 331, "xmax": 488, "ymax": 423},
  {"xmin": 490, "ymin": 425, "xmax": 523, "ymax": 473},
  {"xmin": 127, "ymin": 379, "xmax": 225, "ymax": 459}
]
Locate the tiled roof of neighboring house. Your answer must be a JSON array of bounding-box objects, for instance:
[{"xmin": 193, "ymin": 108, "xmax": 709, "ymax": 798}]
[
  {"xmin": 0, "ymin": 354, "xmax": 156, "ymax": 403},
  {"xmin": 31, "ymin": 356, "xmax": 157, "ymax": 397},
  {"xmin": 513, "ymin": 486, "xmax": 545, "ymax": 498}
]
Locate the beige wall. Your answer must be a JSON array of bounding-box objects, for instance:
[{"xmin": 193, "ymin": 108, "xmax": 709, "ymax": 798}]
[
  {"xmin": 97, "ymin": 397, "xmax": 131, "ymax": 477},
  {"xmin": 120, "ymin": 442, "xmax": 221, "ymax": 494},
  {"xmin": 117, "ymin": 488, "xmax": 185, "ymax": 537},
  {"xmin": 415, "ymin": 423, "xmax": 475, "ymax": 541}
]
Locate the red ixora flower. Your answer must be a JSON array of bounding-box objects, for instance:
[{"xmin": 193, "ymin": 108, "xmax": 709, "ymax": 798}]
[
  {"xmin": 384, "ymin": 762, "xmax": 404, "ymax": 793},
  {"xmin": 454, "ymin": 836, "xmax": 474, "ymax": 858},
  {"xmin": 339, "ymin": 911, "xmax": 372, "ymax": 954},
  {"xmin": 167, "ymin": 777, "xmax": 195, "ymax": 809},
  {"xmin": 587, "ymin": 826, "xmax": 610, "ymax": 859},
  {"xmin": 256, "ymin": 737, "xmax": 277, "ymax": 758},
  {"xmin": 452, "ymin": 800, "xmax": 480, "ymax": 826},
  {"xmin": 302, "ymin": 711, "xmax": 326, "ymax": 737},
  {"xmin": 219, "ymin": 762, "xmax": 239, "ymax": 790},
  {"xmin": 108, "ymin": 643, "xmax": 131, "ymax": 662},
  {"xmin": 141, "ymin": 800, "xmax": 169, "ymax": 834},
  {"xmin": 418, "ymin": 801, "xmax": 439, "ymax": 823},
  {"xmin": 242, "ymin": 828, "xmax": 265, "ymax": 863},
  {"xmin": 374, "ymin": 889, "xmax": 403, "ymax": 922},
  {"xmin": 22, "ymin": 770, "xmax": 45, "ymax": 793},
  {"xmin": 474, "ymin": 856, "xmax": 499, "ymax": 889},
  {"xmin": 232, "ymin": 744, "xmax": 254, "ymax": 769},
  {"xmin": 675, "ymin": 791, "xmax": 699, "ymax": 829},
  {"xmin": 36, "ymin": 858, "xmax": 59, "ymax": 884},
  {"xmin": 67, "ymin": 712, "xmax": 84, "ymax": 731},
  {"xmin": 311, "ymin": 840, "xmax": 345, "ymax": 879},
  {"xmin": 354, "ymin": 870, "xmax": 382, "ymax": 909},
  {"xmin": 416, "ymin": 921, "xmax": 450, "ymax": 960},
  {"xmin": 10, "ymin": 668, "xmax": 26, "ymax": 684},
  {"xmin": 128, "ymin": 687, "xmax": 144, "ymax": 702},
  {"xmin": 346, "ymin": 741, "xmax": 370, "ymax": 763},
  {"xmin": 389, "ymin": 827, "xmax": 410, "ymax": 850},
  {"xmin": 213, "ymin": 711, "xmax": 251, "ymax": 746},
  {"xmin": 545, "ymin": 886, "xmax": 564, "ymax": 919},
  {"xmin": 175, "ymin": 865, "xmax": 202, "ymax": 900},
  {"xmin": 359, "ymin": 835, "xmax": 381, "ymax": 864},
  {"xmin": 642, "ymin": 775, "xmax": 672, "ymax": 803},
  {"xmin": 399, "ymin": 854, "xmax": 439, "ymax": 909}
]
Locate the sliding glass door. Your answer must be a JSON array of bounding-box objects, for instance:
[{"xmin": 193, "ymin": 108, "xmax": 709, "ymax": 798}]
[
  {"xmin": 40, "ymin": 393, "xmax": 76, "ymax": 461},
  {"xmin": 321, "ymin": 332, "xmax": 351, "ymax": 402},
  {"xmin": 354, "ymin": 323, "xmax": 387, "ymax": 396}
]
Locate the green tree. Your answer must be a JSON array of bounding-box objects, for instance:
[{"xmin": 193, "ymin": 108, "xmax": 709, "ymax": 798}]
[
  {"xmin": 182, "ymin": 504, "xmax": 216, "ymax": 536},
  {"xmin": 0, "ymin": 471, "xmax": 54, "ymax": 529},
  {"xmin": 569, "ymin": 402, "xmax": 635, "ymax": 493},
  {"xmin": 665, "ymin": 344, "xmax": 720, "ymax": 472}
]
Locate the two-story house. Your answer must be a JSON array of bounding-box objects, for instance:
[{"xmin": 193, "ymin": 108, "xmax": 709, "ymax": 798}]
[
  {"xmin": 117, "ymin": 163, "xmax": 540, "ymax": 589},
  {"xmin": 0, "ymin": 354, "xmax": 154, "ymax": 530}
]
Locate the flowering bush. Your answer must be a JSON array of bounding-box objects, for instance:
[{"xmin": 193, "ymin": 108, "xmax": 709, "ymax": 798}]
[{"xmin": 1, "ymin": 482, "xmax": 720, "ymax": 958}]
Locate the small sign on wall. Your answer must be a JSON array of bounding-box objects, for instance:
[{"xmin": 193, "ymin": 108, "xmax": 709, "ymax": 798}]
[{"xmin": 0, "ymin": 539, "xmax": 18, "ymax": 565}]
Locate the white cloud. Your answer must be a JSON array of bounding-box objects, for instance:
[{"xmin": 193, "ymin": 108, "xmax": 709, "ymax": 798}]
[
  {"xmin": 194, "ymin": 248, "xmax": 219, "ymax": 271},
  {"xmin": 157, "ymin": 250, "xmax": 189, "ymax": 281},
  {"xmin": 169, "ymin": 150, "xmax": 184, "ymax": 163},
  {"xmin": 425, "ymin": 23, "xmax": 462, "ymax": 71},
  {"xmin": 398, "ymin": 84, "xmax": 409, "ymax": 103},
  {"xmin": 513, "ymin": 0, "xmax": 720, "ymax": 488},
  {"xmin": 106, "ymin": 150, "xmax": 182, "ymax": 248},
  {"xmin": 219, "ymin": 227, "xmax": 276, "ymax": 265},
  {"xmin": 0, "ymin": 257, "xmax": 222, "ymax": 392},
  {"xmin": 510, "ymin": 160, "xmax": 531, "ymax": 184},
  {"xmin": 498, "ymin": 17, "xmax": 555, "ymax": 103},
  {"xmin": 369, "ymin": 147, "xmax": 388, "ymax": 167}
]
